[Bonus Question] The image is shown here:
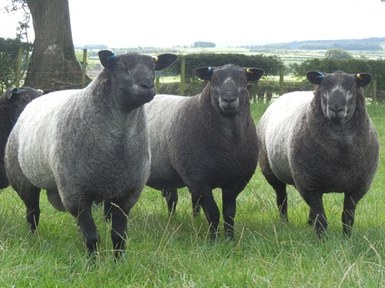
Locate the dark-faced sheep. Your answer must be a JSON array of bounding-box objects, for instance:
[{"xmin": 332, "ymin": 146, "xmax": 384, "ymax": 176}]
[
  {"xmin": 144, "ymin": 64, "xmax": 264, "ymax": 239},
  {"xmin": 0, "ymin": 87, "xmax": 43, "ymax": 189},
  {"xmin": 257, "ymin": 71, "xmax": 379, "ymax": 237},
  {"xmin": 5, "ymin": 50, "xmax": 177, "ymax": 257}
]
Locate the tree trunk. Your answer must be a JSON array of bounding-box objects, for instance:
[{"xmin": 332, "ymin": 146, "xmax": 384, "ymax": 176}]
[{"xmin": 24, "ymin": 0, "xmax": 88, "ymax": 91}]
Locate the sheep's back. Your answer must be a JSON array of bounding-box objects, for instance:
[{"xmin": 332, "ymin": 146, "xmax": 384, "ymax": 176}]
[{"xmin": 258, "ymin": 91, "xmax": 312, "ymax": 184}]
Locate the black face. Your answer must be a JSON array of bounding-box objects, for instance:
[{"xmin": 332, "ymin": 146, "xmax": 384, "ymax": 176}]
[
  {"xmin": 209, "ymin": 65, "xmax": 250, "ymax": 116},
  {"xmin": 111, "ymin": 53, "xmax": 156, "ymax": 110},
  {"xmin": 318, "ymin": 73, "xmax": 359, "ymax": 124},
  {"xmin": 98, "ymin": 50, "xmax": 177, "ymax": 112}
]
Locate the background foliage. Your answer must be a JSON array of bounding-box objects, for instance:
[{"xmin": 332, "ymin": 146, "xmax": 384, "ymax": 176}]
[{"xmin": 0, "ymin": 38, "xmax": 32, "ymax": 91}]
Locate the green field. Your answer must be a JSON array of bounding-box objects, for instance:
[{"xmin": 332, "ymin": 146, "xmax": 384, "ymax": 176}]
[{"xmin": 1, "ymin": 102, "xmax": 385, "ymax": 287}]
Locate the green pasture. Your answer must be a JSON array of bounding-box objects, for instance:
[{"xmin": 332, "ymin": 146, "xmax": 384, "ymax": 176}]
[{"xmin": 1, "ymin": 102, "xmax": 385, "ymax": 287}]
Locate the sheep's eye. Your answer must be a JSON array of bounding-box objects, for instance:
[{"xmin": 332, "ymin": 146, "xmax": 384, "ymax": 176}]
[{"xmin": 116, "ymin": 63, "xmax": 125, "ymax": 70}]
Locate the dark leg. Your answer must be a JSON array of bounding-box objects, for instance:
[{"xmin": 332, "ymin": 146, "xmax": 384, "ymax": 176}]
[
  {"xmin": 308, "ymin": 208, "xmax": 315, "ymax": 225},
  {"xmin": 162, "ymin": 188, "xmax": 178, "ymax": 214},
  {"xmin": 110, "ymin": 196, "xmax": 133, "ymax": 258},
  {"xmin": 274, "ymin": 182, "xmax": 288, "ymax": 222},
  {"xmin": 195, "ymin": 190, "xmax": 220, "ymax": 240},
  {"xmin": 259, "ymin": 150, "xmax": 288, "ymax": 222},
  {"xmin": 222, "ymin": 187, "xmax": 242, "ymax": 240},
  {"xmin": 5, "ymin": 141, "xmax": 41, "ymax": 232},
  {"xmin": 47, "ymin": 188, "xmax": 66, "ymax": 211},
  {"xmin": 342, "ymin": 193, "xmax": 364, "ymax": 237},
  {"xmin": 302, "ymin": 192, "xmax": 327, "ymax": 237},
  {"xmin": 22, "ymin": 186, "xmax": 41, "ymax": 233},
  {"xmin": 69, "ymin": 204, "xmax": 99, "ymax": 256},
  {"xmin": 12, "ymin": 180, "xmax": 41, "ymax": 232},
  {"xmin": 104, "ymin": 200, "xmax": 112, "ymax": 221},
  {"xmin": 191, "ymin": 193, "xmax": 202, "ymax": 217}
]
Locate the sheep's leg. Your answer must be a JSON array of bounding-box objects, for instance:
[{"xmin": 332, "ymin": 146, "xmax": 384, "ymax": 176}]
[
  {"xmin": 162, "ymin": 188, "xmax": 178, "ymax": 214},
  {"xmin": 342, "ymin": 193, "xmax": 364, "ymax": 237},
  {"xmin": 274, "ymin": 182, "xmax": 288, "ymax": 222},
  {"xmin": 191, "ymin": 194, "xmax": 202, "ymax": 217},
  {"xmin": 268, "ymin": 179, "xmax": 288, "ymax": 222},
  {"xmin": 47, "ymin": 188, "xmax": 66, "ymax": 211},
  {"xmin": 12, "ymin": 179, "xmax": 41, "ymax": 232},
  {"xmin": 5, "ymin": 141, "xmax": 41, "ymax": 232},
  {"xmin": 195, "ymin": 189, "xmax": 220, "ymax": 240},
  {"xmin": 222, "ymin": 187, "xmax": 242, "ymax": 239},
  {"xmin": 110, "ymin": 196, "xmax": 132, "ymax": 258},
  {"xmin": 302, "ymin": 192, "xmax": 327, "ymax": 237},
  {"xmin": 259, "ymin": 152, "xmax": 288, "ymax": 221},
  {"xmin": 69, "ymin": 204, "xmax": 99, "ymax": 256},
  {"xmin": 308, "ymin": 208, "xmax": 315, "ymax": 225},
  {"xmin": 20, "ymin": 186, "xmax": 41, "ymax": 233},
  {"xmin": 103, "ymin": 200, "xmax": 112, "ymax": 221}
]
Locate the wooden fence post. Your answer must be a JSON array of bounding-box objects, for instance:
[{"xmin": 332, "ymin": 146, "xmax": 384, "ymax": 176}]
[
  {"xmin": 15, "ymin": 46, "xmax": 24, "ymax": 87},
  {"xmin": 179, "ymin": 55, "xmax": 186, "ymax": 96},
  {"xmin": 82, "ymin": 49, "xmax": 87, "ymax": 87},
  {"xmin": 155, "ymin": 76, "xmax": 160, "ymax": 91},
  {"xmin": 279, "ymin": 65, "xmax": 284, "ymax": 96},
  {"xmin": 372, "ymin": 76, "xmax": 377, "ymax": 103}
]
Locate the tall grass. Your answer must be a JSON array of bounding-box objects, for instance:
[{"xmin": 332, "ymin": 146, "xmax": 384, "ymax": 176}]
[{"xmin": 1, "ymin": 102, "xmax": 385, "ymax": 287}]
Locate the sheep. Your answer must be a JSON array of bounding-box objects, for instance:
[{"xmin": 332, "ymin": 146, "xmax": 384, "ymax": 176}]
[
  {"xmin": 257, "ymin": 71, "xmax": 379, "ymax": 237},
  {"xmin": 4, "ymin": 50, "xmax": 177, "ymax": 257},
  {"xmin": 143, "ymin": 64, "xmax": 264, "ymax": 239},
  {"xmin": 0, "ymin": 87, "xmax": 43, "ymax": 189}
]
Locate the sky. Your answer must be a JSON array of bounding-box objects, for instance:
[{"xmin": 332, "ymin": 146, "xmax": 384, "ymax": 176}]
[{"xmin": 1, "ymin": 0, "xmax": 385, "ymax": 48}]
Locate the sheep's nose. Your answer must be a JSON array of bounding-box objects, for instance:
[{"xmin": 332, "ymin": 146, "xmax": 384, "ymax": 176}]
[
  {"xmin": 329, "ymin": 105, "xmax": 344, "ymax": 114},
  {"xmin": 222, "ymin": 97, "xmax": 237, "ymax": 103},
  {"xmin": 139, "ymin": 82, "xmax": 154, "ymax": 89}
]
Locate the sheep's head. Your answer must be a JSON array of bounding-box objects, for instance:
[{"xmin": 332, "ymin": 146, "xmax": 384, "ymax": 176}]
[
  {"xmin": 307, "ymin": 71, "xmax": 371, "ymax": 124},
  {"xmin": 195, "ymin": 65, "xmax": 264, "ymax": 116},
  {"xmin": 98, "ymin": 50, "xmax": 177, "ymax": 111},
  {"xmin": 1, "ymin": 87, "xmax": 43, "ymax": 126}
]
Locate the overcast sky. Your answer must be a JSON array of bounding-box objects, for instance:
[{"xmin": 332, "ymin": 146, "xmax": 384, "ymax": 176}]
[{"xmin": 1, "ymin": 0, "xmax": 385, "ymax": 48}]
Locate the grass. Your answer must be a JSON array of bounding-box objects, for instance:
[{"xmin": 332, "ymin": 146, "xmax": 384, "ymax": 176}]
[{"xmin": 1, "ymin": 102, "xmax": 385, "ymax": 287}]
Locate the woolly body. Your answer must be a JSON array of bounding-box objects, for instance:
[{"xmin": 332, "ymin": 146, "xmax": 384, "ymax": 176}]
[
  {"xmin": 5, "ymin": 51, "xmax": 177, "ymax": 256},
  {"xmin": 258, "ymin": 71, "xmax": 379, "ymax": 236},
  {"xmin": 10, "ymin": 87, "xmax": 149, "ymax": 205},
  {"xmin": 145, "ymin": 64, "xmax": 264, "ymax": 238}
]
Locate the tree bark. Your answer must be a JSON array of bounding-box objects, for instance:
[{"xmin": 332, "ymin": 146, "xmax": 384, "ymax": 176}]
[{"xmin": 24, "ymin": 0, "xmax": 88, "ymax": 90}]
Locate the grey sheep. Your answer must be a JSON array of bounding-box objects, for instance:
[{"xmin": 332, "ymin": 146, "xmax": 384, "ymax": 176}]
[
  {"xmin": 0, "ymin": 87, "xmax": 43, "ymax": 189},
  {"xmin": 257, "ymin": 71, "xmax": 379, "ymax": 237},
  {"xmin": 144, "ymin": 64, "xmax": 264, "ymax": 239},
  {"xmin": 5, "ymin": 50, "xmax": 177, "ymax": 257}
]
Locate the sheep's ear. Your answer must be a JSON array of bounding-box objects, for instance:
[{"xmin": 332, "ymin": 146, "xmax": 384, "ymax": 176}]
[
  {"xmin": 245, "ymin": 68, "xmax": 264, "ymax": 81},
  {"xmin": 98, "ymin": 50, "xmax": 117, "ymax": 70},
  {"xmin": 307, "ymin": 71, "xmax": 325, "ymax": 85},
  {"xmin": 154, "ymin": 54, "xmax": 178, "ymax": 71},
  {"xmin": 194, "ymin": 66, "xmax": 214, "ymax": 81},
  {"xmin": 355, "ymin": 73, "xmax": 371, "ymax": 87},
  {"xmin": 6, "ymin": 88, "xmax": 19, "ymax": 100}
]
